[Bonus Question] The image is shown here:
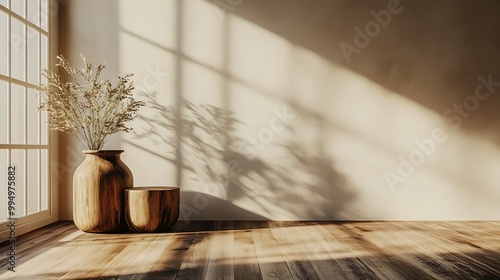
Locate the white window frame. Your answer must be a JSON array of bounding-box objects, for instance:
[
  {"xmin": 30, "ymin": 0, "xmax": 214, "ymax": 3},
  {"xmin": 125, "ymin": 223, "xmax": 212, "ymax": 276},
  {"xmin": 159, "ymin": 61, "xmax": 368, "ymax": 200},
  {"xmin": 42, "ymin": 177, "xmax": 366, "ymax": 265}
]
[{"xmin": 0, "ymin": 0, "xmax": 58, "ymax": 242}]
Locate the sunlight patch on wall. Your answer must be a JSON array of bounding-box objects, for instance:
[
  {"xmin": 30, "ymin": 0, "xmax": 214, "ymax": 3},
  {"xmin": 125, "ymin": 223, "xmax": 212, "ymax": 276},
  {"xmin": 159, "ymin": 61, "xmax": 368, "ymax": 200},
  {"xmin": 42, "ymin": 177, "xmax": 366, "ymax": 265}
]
[
  {"xmin": 118, "ymin": 30, "xmax": 177, "ymax": 136},
  {"xmin": 229, "ymin": 16, "xmax": 292, "ymax": 98},
  {"xmin": 182, "ymin": 0, "xmax": 225, "ymax": 70},
  {"xmin": 118, "ymin": 0, "xmax": 177, "ymax": 50},
  {"xmin": 118, "ymin": 29, "xmax": 176, "ymax": 99},
  {"xmin": 182, "ymin": 58, "xmax": 225, "ymax": 105}
]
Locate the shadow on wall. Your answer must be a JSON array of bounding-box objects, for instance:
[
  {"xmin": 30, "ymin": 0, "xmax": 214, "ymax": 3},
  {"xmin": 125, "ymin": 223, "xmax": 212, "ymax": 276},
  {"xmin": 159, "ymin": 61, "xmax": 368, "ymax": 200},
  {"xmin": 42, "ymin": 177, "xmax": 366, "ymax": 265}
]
[
  {"xmin": 224, "ymin": 0, "xmax": 500, "ymax": 138},
  {"xmin": 134, "ymin": 94, "xmax": 356, "ymax": 220},
  {"xmin": 181, "ymin": 192, "xmax": 266, "ymax": 220}
]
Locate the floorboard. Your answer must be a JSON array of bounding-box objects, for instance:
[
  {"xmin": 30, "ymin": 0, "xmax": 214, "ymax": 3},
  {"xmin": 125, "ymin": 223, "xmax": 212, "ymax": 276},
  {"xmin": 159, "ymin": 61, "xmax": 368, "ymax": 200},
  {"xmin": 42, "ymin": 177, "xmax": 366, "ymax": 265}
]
[{"xmin": 0, "ymin": 221, "xmax": 499, "ymax": 279}]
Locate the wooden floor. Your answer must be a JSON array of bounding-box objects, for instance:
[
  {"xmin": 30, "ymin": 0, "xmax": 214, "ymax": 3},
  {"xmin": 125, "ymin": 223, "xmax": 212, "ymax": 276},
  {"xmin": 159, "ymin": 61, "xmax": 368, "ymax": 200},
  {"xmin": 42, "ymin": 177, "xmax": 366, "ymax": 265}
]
[{"xmin": 0, "ymin": 221, "xmax": 499, "ymax": 279}]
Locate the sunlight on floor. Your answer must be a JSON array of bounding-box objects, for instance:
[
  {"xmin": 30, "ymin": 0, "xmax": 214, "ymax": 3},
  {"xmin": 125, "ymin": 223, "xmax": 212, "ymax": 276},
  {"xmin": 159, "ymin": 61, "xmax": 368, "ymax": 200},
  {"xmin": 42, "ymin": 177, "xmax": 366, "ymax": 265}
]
[{"xmin": 2, "ymin": 222, "xmax": 499, "ymax": 279}]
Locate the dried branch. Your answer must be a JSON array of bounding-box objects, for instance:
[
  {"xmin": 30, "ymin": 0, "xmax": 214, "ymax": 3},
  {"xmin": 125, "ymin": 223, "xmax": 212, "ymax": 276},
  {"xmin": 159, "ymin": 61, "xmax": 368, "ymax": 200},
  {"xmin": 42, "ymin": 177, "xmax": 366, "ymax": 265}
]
[{"xmin": 39, "ymin": 54, "xmax": 145, "ymax": 150}]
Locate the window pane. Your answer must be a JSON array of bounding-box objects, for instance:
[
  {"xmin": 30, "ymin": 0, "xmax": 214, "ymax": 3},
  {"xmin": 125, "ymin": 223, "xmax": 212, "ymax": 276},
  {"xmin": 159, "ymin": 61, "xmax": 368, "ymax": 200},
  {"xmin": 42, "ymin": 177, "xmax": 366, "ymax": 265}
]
[
  {"xmin": 41, "ymin": 109, "xmax": 47, "ymax": 145},
  {"xmin": 0, "ymin": 11, "xmax": 8, "ymax": 76},
  {"xmin": 28, "ymin": 0, "xmax": 40, "ymax": 26},
  {"xmin": 11, "ymin": 84, "xmax": 25, "ymax": 144},
  {"xmin": 40, "ymin": 34, "xmax": 48, "ymax": 145},
  {"xmin": 27, "ymin": 27, "xmax": 40, "ymax": 84},
  {"xmin": 11, "ymin": 0, "xmax": 25, "ymax": 18},
  {"xmin": 0, "ymin": 81, "xmax": 7, "ymax": 144},
  {"xmin": 27, "ymin": 149, "xmax": 40, "ymax": 214},
  {"xmin": 41, "ymin": 149, "xmax": 47, "ymax": 210},
  {"xmin": 11, "ymin": 18, "xmax": 26, "ymax": 81},
  {"xmin": 41, "ymin": 34, "xmax": 47, "ymax": 84},
  {"xmin": 11, "ymin": 149, "xmax": 25, "ymax": 217},
  {"xmin": 40, "ymin": 0, "xmax": 48, "ymax": 31},
  {"xmin": 27, "ymin": 88, "xmax": 39, "ymax": 144},
  {"xmin": 0, "ymin": 0, "xmax": 8, "ymax": 8},
  {"xmin": 0, "ymin": 149, "xmax": 7, "ymax": 222}
]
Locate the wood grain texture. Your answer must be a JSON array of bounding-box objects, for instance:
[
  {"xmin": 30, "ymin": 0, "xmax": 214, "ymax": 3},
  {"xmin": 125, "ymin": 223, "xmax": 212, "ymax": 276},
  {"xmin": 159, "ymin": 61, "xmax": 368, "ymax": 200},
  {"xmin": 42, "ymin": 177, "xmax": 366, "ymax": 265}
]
[
  {"xmin": 0, "ymin": 221, "xmax": 499, "ymax": 279},
  {"xmin": 125, "ymin": 187, "xmax": 180, "ymax": 233},
  {"xmin": 73, "ymin": 150, "xmax": 133, "ymax": 233}
]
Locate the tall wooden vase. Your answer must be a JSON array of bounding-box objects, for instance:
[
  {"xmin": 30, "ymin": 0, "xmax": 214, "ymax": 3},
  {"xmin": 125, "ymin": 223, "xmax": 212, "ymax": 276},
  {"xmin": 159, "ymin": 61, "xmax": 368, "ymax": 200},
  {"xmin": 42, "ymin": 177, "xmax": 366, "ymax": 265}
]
[{"xmin": 73, "ymin": 150, "xmax": 133, "ymax": 233}]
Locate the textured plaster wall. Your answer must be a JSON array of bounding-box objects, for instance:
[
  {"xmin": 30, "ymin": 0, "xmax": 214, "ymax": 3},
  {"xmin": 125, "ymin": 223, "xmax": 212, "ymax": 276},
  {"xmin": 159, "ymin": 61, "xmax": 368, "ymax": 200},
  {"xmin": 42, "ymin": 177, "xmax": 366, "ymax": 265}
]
[{"xmin": 58, "ymin": 0, "xmax": 500, "ymax": 220}]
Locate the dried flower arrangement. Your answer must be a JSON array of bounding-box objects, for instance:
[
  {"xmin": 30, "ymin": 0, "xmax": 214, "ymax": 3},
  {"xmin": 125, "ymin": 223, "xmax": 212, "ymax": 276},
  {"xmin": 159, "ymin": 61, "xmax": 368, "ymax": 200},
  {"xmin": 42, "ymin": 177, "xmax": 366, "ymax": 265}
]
[{"xmin": 39, "ymin": 55, "xmax": 145, "ymax": 150}]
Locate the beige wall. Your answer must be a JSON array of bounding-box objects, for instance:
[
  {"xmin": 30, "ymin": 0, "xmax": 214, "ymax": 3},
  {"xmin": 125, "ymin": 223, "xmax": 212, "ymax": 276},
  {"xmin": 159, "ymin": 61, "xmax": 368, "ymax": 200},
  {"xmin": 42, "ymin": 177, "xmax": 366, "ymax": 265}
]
[{"xmin": 58, "ymin": 0, "xmax": 500, "ymax": 220}]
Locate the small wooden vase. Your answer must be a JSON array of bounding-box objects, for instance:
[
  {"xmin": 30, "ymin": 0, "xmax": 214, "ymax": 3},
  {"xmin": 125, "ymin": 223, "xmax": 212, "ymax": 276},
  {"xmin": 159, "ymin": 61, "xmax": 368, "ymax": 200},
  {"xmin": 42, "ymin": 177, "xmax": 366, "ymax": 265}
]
[
  {"xmin": 125, "ymin": 187, "xmax": 180, "ymax": 232},
  {"xmin": 73, "ymin": 150, "xmax": 133, "ymax": 233}
]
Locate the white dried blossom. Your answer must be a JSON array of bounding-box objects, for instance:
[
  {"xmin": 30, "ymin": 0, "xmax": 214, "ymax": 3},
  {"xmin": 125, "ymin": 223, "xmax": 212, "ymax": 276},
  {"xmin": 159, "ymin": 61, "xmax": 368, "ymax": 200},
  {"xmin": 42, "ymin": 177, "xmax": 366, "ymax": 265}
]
[{"xmin": 39, "ymin": 54, "xmax": 145, "ymax": 150}]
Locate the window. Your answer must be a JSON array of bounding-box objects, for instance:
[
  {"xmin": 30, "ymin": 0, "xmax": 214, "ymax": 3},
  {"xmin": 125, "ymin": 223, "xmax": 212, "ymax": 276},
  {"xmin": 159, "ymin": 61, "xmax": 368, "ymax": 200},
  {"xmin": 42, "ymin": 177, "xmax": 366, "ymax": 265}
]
[{"xmin": 0, "ymin": 0, "xmax": 55, "ymax": 239}]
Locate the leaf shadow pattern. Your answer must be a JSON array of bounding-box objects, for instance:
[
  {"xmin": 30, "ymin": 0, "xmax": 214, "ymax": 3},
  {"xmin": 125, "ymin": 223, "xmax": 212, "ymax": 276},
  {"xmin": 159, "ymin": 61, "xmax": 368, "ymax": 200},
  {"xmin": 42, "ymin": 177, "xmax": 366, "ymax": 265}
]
[{"xmin": 135, "ymin": 94, "xmax": 357, "ymax": 219}]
